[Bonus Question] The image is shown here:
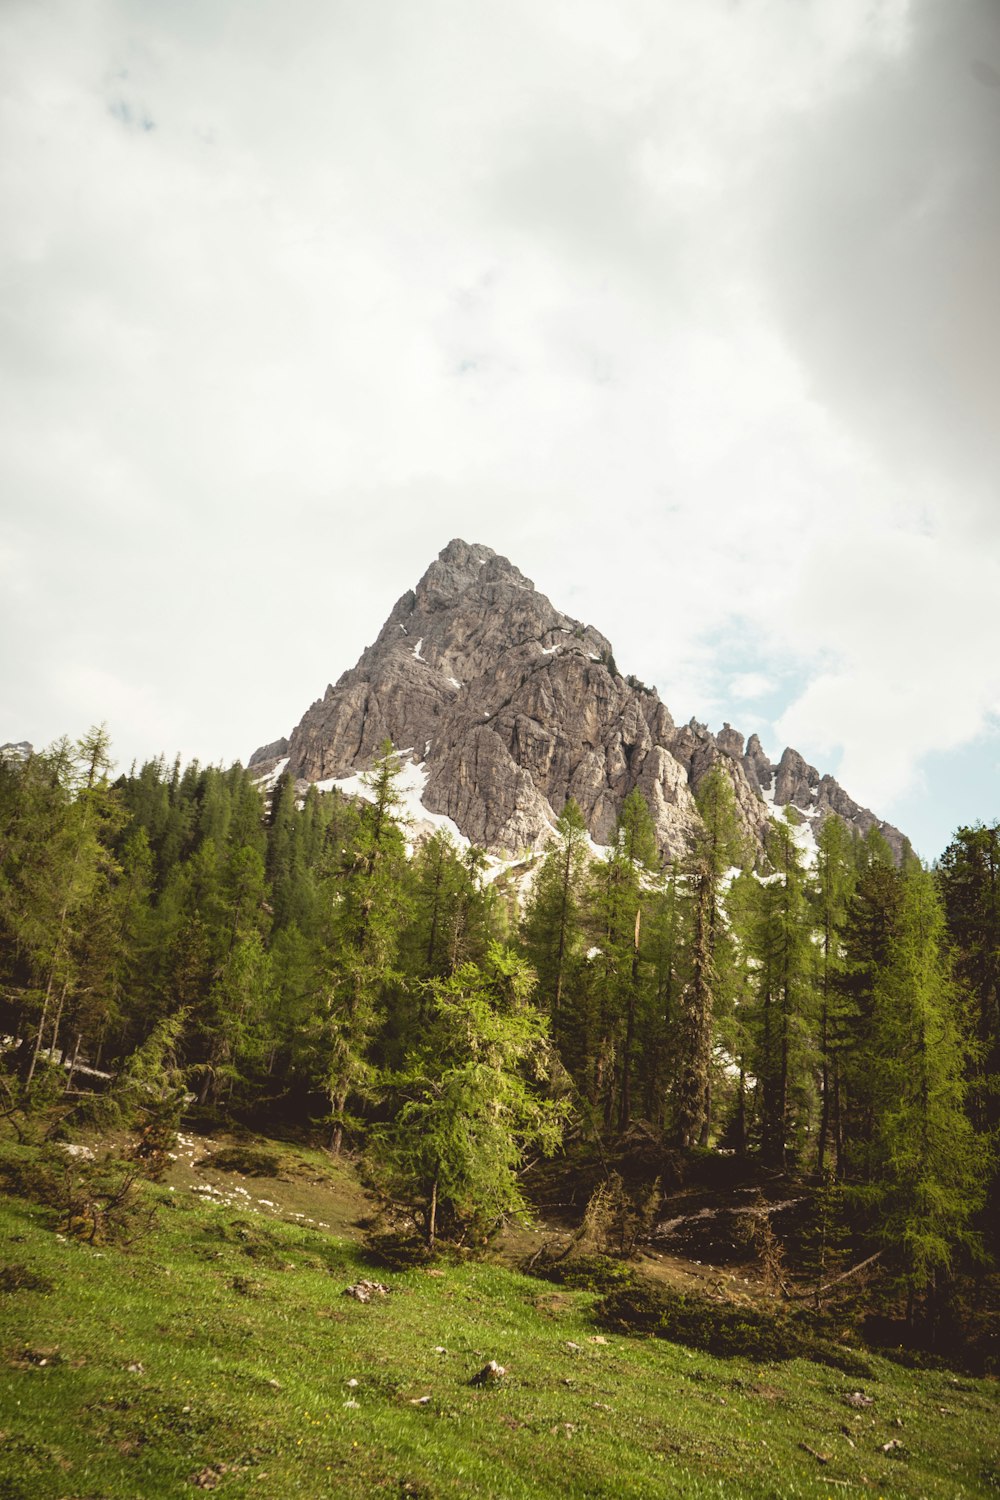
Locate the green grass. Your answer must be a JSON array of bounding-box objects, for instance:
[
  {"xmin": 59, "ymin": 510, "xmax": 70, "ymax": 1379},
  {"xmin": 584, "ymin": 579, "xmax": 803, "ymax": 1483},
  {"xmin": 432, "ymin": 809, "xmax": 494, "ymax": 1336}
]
[{"xmin": 1, "ymin": 1152, "xmax": 998, "ymax": 1498}]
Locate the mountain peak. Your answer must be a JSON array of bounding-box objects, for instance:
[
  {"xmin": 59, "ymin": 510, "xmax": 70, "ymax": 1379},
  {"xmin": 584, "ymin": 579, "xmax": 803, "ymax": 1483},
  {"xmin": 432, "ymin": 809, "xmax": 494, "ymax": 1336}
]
[
  {"xmin": 411, "ymin": 539, "xmax": 533, "ymax": 613},
  {"xmin": 251, "ymin": 544, "xmax": 906, "ymax": 863}
]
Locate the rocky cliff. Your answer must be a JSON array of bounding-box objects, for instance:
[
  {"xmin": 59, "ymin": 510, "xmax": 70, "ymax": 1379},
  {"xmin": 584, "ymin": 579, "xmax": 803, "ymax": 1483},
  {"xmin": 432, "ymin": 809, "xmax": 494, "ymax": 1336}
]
[{"xmin": 250, "ymin": 540, "xmax": 906, "ymax": 862}]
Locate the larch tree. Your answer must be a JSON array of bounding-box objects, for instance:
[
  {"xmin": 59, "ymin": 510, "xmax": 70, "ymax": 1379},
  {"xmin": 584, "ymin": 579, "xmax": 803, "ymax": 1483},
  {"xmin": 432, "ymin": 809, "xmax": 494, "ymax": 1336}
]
[
  {"xmin": 319, "ymin": 742, "xmax": 412, "ymax": 1153},
  {"xmin": 521, "ymin": 797, "xmax": 589, "ymax": 1042},
  {"xmin": 862, "ymin": 865, "xmax": 989, "ymax": 1323},
  {"xmin": 750, "ymin": 813, "xmax": 813, "ymax": 1168},
  {"xmin": 371, "ymin": 944, "xmax": 566, "ymax": 1248},
  {"xmin": 584, "ymin": 788, "xmax": 658, "ymax": 1132},
  {"xmin": 809, "ymin": 814, "xmax": 859, "ymax": 1176},
  {"xmin": 673, "ymin": 765, "xmax": 745, "ymax": 1148}
]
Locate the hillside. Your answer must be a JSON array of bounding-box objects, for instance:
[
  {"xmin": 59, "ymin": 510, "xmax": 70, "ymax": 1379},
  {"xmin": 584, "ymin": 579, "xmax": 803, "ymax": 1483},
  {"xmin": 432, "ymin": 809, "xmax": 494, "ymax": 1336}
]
[{"xmin": 2, "ymin": 1128, "xmax": 998, "ymax": 1499}]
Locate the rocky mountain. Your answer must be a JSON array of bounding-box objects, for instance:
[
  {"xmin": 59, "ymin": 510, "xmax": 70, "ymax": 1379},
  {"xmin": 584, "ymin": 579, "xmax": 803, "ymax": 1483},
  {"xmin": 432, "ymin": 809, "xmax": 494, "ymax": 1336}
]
[{"xmin": 250, "ymin": 540, "xmax": 906, "ymax": 863}]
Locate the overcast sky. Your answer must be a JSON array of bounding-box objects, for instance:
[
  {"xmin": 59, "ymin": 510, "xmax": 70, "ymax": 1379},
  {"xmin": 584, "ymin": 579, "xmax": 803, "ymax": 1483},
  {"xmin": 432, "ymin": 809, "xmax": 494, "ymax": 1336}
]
[{"xmin": 2, "ymin": 0, "xmax": 998, "ymax": 860}]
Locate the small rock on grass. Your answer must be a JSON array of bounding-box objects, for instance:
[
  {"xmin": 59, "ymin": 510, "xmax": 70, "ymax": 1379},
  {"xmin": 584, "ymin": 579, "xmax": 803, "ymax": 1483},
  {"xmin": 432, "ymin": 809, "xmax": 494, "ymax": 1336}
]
[{"xmin": 342, "ymin": 1280, "xmax": 390, "ymax": 1303}]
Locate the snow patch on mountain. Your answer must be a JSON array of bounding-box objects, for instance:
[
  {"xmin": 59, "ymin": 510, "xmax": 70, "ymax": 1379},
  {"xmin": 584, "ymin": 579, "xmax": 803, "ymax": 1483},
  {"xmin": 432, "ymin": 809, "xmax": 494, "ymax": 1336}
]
[{"xmin": 315, "ymin": 758, "xmax": 468, "ymax": 851}]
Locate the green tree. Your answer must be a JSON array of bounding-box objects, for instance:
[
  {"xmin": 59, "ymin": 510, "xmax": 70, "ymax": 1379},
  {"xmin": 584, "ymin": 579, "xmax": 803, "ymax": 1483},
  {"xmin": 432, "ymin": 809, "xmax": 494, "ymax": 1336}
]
[
  {"xmin": 938, "ymin": 823, "xmax": 1000, "ymax": 1136},
  {"xmin": 673, "ymin": 766, "xmax": 745, "ymax": 1148},
  {"xmin": 861, "ymin": 865, "xmax": 989, "ymax": 1321},
  {"xmin": 315, "ymin": 742, "xmax": 412, "ymax": 1152},
  {"xmin": 584, "ymin": 789, "xmax": 658, "ymax": 1131},
  {"xmin": 938, "ymin": 821, "xmax": 1000, "ymax": 1249},
  {"xmin": 809, "ymin": 815, "xmax": 859, "ymax": 1176},
  {"xmin": 371, "ymin": 945, "xmax": 566, "ymax": 1248},
  {"xmin": 837, "ymin": 835, "xmax": 903, "ymax": 1176},
  {"xmin": 521, "ymin": 798, "xmax": 589, "ymax": 1037},
  {"xmin": 749, "ymin": 814, "xmax": 814, "ymax": 1167},
  {"xmin": 6, "ymin": 729, "xmax": 127, "ymax": 1086}
]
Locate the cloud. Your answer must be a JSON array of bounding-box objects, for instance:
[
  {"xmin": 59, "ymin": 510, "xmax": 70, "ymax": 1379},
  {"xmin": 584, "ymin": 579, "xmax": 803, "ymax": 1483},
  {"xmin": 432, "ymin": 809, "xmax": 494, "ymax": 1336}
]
[
  {"xmin": 0, "ymin": 0, "xmax": 996, "ymax": 858},
  {"xmin": 729, "ymin": 673, "xmax": 777, "ymax": 702},
  {"xmin": 758, "ymin": 0, "xmax": 1000, "ymax": 517}
]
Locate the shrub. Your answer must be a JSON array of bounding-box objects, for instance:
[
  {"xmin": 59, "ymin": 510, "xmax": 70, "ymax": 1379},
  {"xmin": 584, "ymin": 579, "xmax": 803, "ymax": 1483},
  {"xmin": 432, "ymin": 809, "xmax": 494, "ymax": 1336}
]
[
  {"xmin": 596, "ymin": 1281, "xmax": 873, "ymax": 1374},
  {"xmin": 528, "ymin": 1253, "xmax": 639, "ymax": 1294}
]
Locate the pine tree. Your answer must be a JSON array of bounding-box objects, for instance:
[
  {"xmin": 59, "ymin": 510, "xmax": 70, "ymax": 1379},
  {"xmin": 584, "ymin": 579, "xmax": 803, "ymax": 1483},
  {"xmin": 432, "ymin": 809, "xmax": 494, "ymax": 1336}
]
[
  {"xmin": 316, "ymin": 742, "xmax": 412, "ymax": 1152},
  {"xmin": 521, "ymin": 798, "xmax": 589, "ymax": 1041},
  {"xmin": 938, "ymin": 823, "xmax": 1000, "ymax": 1137},
  {"xmin": 750, "ymin": 814, "xmax": 813, "ymax": 1167},
  {"xmin": 862, "ymin": 865, "xmax": 989, "ymax": 1321},
  {"xmin": 640, "ymin": 866, "xmax": 685, "ymax": 1127},
  {"xmin": 673, "ymin": 766, "xmax": 745, "ymax": 1148},
  {"xmin": 838, "ymin": 836, "xmax": 903, "ymax": 1177},
  {"xmin": 584, "ymin": 789, "xmax": 658, "ymax": 1132},
  {"xmin": 938, "ymin": 821, "xmax": 1000, "ymax": 1249},
  {"xmin": 371, "ymin": 944, "xmax": 566, "ymax": 1248},
  {"xmin": 809, "ymin": 815, "xmax": 859, "ymax": 1176}
]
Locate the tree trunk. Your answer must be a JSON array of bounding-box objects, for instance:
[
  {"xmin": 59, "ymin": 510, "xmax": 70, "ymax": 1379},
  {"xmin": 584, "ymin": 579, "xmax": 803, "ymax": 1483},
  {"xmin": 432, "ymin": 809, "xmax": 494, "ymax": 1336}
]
[
  {"xmin": 428, "ymin": 1175, "xmax": 438, "ymax": 1251},
  {"xmin": 25, "ymin": 972, "xmax": 57, "ymax": 1085},
  {"xmin": 329, "ymin": 1089, "xmax": 347, "ymax": 1155},
  {"xmin": 65, "ymin": 1032, "xmax": 82, "ymax": 1092}
]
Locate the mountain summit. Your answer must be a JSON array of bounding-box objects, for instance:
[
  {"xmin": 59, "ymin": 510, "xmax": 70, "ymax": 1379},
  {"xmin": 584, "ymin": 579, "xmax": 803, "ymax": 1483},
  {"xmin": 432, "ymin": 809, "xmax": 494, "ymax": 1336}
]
[{"xmin": 251, "ymin": 539, "xmax": 904, "ymax": 861}]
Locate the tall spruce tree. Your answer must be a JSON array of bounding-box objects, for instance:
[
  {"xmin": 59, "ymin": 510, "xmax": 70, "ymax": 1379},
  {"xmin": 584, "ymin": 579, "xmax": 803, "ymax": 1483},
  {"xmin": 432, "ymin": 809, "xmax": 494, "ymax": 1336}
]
[
  {"xmin": 862, "ymin": 864, "xmax": 988, "ymax": 1320},
  {"xmin": 809, "ymin": 815, "xmax": 859, "ymax": 1176},
  {"xmin": 316, "ymin": 743, "xmax": 412, "ymax": 1152},
  {"xmin": 938, "ymin": 821, "xmax": 1000, "ymax": 1249},
  {"xmin": 584, "ymin": 789, "xmax": 658, "ymax": 1132},
  {"xmin": 673, "ymin": 765, "xmax": 745, "ymax": 1148},
  {"xmin": 371, "ymin": 944, "xmax": 566, "ymax": 1248},
  {"xmin": 750, "ymin": 813, "xmax": 813, "ymax": 1167},
  {"xmin": 521, "ymin": 797, "xmax": 589, "ymax": 1040}
]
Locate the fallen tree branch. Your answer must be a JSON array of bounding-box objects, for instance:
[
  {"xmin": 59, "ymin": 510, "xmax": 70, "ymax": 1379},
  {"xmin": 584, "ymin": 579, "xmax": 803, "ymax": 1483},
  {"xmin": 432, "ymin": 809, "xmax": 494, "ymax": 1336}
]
[{"xmin": 791, "ymin": 1251, "xmax": 882, "ymax": 1300}]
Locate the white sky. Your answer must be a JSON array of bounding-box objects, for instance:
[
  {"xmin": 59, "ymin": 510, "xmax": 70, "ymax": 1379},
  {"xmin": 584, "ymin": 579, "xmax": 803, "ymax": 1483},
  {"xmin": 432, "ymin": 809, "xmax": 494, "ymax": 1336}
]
[{"xmin": 2, "ymin": 0, "xmax": 999, "ymax": 860}]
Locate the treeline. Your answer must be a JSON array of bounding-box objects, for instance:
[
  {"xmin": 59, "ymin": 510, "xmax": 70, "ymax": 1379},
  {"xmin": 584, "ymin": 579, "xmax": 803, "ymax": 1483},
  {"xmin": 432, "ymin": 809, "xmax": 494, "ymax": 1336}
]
[{"xmin": 0, "ymin": 729, "xmax": 996, "ymax": 1301}]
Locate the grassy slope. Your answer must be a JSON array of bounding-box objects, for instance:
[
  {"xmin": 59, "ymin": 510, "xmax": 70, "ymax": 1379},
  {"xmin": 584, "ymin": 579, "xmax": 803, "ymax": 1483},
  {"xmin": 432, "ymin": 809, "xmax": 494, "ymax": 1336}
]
[{"xmin": 1, "ymin": 1140, "xmax": 998, "ymax": 1499}]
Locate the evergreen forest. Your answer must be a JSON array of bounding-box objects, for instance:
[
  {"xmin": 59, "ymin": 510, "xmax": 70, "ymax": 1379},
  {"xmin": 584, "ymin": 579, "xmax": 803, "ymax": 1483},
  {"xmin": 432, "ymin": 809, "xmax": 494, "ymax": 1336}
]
[{"xmin": 1, "ymin": 728, "xmax": 998, "ymax": 1367}]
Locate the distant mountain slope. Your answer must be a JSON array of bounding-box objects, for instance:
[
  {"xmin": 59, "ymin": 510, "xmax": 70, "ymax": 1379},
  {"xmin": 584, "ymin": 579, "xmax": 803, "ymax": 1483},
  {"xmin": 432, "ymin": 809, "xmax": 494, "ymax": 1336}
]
[{"xmin": 251, "ymin": 539, "xmax": 906, "ymax": 862}]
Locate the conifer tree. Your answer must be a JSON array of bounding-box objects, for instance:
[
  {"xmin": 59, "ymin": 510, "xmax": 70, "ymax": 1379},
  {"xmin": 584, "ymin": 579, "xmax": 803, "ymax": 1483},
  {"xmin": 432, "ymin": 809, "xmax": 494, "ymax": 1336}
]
[
  {"xmin": 750, "ymin": 814, "xmax": 813, "ymax": 1166},
  {"xmin": 673, "ymin": 766, "xmax": 745, "ymax": 1147},
  {"xmin": 521, "ymin": 798, "xmax": 589, "ymax": 1039},
  {"xmin": 938, "ymin": 823, "xmax": 1000, "ymax": 1137},
  {"xmin": 638, "ymin": 865, "xmax": 685, "ymax": 1127},
  {"xmin": 316, "ymin": 742, "xmax": 412, "ymax": 1152},
  {"xmin": 862, "ymin": 865, "xmax": 988, "ymax": 1320},
  {"xmin": 371, "ymin": 944, "xmax": 566, "ymax": 1248},
  {"xmin": 938, "ymin": 821, "xmax": 1000, "ymax": 1247},
  {"xmin": 809, "ymin": 815, "xmax": 859, "ymax": 1176},
  {"xmin": 584, "ymin": 789, "xmax": 658, "ymax": 1131},
  {"xmin": 838, "ymin": 834, "xmax": 903, "ymax": 1176}
]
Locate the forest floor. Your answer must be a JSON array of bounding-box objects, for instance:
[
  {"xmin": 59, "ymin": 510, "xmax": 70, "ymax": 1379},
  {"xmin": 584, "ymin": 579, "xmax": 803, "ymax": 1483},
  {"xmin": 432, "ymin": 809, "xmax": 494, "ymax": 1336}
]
[{"xmin": 2, "ymin": 1122, "xmax": 999, "ymax": 1498}]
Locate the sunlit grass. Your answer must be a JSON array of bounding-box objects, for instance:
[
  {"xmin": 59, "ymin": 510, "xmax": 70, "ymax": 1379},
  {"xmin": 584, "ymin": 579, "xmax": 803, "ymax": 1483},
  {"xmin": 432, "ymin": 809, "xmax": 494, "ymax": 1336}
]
[{"xmin": 1, "ymin": 1160, "xmax": 998, "ymax": 1498}]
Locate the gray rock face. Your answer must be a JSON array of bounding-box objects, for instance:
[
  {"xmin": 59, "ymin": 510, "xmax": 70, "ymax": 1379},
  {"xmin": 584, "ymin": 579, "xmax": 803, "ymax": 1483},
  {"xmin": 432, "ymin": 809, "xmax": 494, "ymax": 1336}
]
[
  {"xmin": 255, "ymin": 540, "xmax": 906, "ymax": 862},
  {"xmin": 248, "ymin": 736, "xmax": 289, "ymax": 768}
]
